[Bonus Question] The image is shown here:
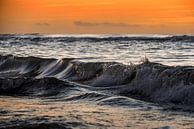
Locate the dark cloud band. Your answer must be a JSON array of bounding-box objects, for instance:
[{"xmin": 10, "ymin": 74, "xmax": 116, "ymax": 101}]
[
  {"xmin": 35, "ymin": 22, "xmax": 50, "ymax": 26},
  {"xmin": 74, "ymin": 21, "xmax": 141, "ymax": 27}
]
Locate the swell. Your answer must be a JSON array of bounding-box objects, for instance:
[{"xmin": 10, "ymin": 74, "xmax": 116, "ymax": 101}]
[
  {"xmin": 0, "ymin": 34, "xmax": 194, "ymax": 42},
  {"xmin": 1, "ymin": 55, "xmax": 194, "ymax": 106},
  {"xmin": 0, "ymin": 77, "xmax": 77, "ymax": 96}
]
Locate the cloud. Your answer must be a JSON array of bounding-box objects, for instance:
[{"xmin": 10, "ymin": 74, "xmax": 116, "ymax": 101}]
[
  {"xmin": 74, "ymin": 21, "xmax": 141, "ymax": 28},
  {"xmin": 74, "ymin": 21, "xmax": 99, "ymax": 27},
  {"xmin": 35, "ymin": 22, "xmax": 50, "ymax": 27}
]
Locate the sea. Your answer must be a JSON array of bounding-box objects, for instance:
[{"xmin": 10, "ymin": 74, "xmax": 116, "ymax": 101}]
[{"xmin": 0, "ymin": 34, "xmax": 194, "ymax": 129}]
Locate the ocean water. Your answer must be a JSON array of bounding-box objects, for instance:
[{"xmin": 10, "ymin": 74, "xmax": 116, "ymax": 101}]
[
  {"xmin": 1, "ymin": 34, "xmax": 194, "ymax": 65},
  {"xmin": 1, "ymin": 34, "xmax": 194, "ymax": 128}
]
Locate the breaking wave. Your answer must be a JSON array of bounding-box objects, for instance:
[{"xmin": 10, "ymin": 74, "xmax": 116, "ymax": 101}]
[{"xmin": 1, "ymin": 55, "xmax": 194, "ymax": 106}]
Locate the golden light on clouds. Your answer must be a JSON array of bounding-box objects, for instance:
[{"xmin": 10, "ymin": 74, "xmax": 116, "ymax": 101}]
[{"xmin": 0, "ymin": 0, "xmax": 194, "ymax": 34}]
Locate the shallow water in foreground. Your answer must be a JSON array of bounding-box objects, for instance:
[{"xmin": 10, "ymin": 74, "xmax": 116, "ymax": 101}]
[{"xmin": 1, "ymin": 97, "xmax": 194, "ymax": 129}]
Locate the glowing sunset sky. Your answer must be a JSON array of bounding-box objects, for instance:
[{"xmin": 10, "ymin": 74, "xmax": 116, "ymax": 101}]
[{"xmin": 0, "ymin": 0, "xmax": 194, "ymax": 34}]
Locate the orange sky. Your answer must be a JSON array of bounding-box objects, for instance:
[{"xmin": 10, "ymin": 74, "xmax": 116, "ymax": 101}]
[{"xmin": 0, "ymin": 0, "xmax": 194, "ymax": 34}]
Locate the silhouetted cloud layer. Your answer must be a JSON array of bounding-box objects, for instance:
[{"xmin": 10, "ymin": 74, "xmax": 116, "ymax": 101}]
[
  {"xmin": 35, "ymin": 22, "xmax": 50, "ymax": 26},
  {"xmin": 74, "ymin": 21, "xmax": 141, "ymax": 27}
]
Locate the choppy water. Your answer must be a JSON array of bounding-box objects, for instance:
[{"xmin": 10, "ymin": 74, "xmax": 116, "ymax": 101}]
[
  {"xmin": 1, "ymin": 34, "xmax": 194, "ymax": 129},
  {"xmin": 1, "ymin": 34, "xmax": 194, "ymax": 65}
]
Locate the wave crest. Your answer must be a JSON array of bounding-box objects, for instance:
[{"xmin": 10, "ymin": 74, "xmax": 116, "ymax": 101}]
[{"xmin": 1, "ymin": 55, "xmax": 194, "ymax": 106}]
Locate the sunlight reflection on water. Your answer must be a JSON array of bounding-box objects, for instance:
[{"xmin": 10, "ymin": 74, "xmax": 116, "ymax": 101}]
[{"xmin": 1, "ymin": 97, "xmax": 194, "ymax": 128}]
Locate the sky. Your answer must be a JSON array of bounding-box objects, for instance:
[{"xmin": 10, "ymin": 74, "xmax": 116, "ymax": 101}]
[{"xmin": 0, "ymin": 0, "xmax": 194, "ymax": 34}]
